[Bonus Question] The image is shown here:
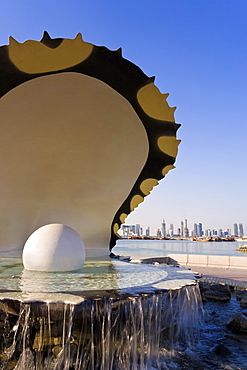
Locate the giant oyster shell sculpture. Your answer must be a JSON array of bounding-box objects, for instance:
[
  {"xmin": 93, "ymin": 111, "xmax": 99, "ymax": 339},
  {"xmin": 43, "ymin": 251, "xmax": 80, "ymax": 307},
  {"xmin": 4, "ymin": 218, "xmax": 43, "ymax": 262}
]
[{"xmin": 0, "ymin": 32, "xmax": 180, "ymax": 258}]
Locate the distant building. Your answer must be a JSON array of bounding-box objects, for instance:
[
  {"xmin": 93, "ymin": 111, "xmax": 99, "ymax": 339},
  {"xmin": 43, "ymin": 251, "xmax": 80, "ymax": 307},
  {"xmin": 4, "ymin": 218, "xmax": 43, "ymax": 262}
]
[
  {"xmin": 121, "ymin": 225, "xmax": 130, "ymax": 237},
  {"xmin": 120, "ymin": 224, "xmax": 136, "ymax": 237},
  {"xmin": 136, "ymin": 224, "xmax": 141, "ymax": 237},
  {"xmin": 155, "ymin": 228, "xmax": 162, "ymax": 238},
  {"xmin": 239, "ymin": 223, "xmax": 244, "ymax": 237},
  {"xmin": 181, "ymin": 221, "xmax": 184, "ymax": 237},
  {"xmin": 130, "ymin": 225, "xmax": 135, "ymax": 234},
  {"xmin": 218, "ymin": 229, "xmax": 224, "ymax": 237},
  {"xmin": 184, "ymin": 219, "xmax": 189, "ymax": 238},
  {"xmin": 161, "ymin": 219, "xmax": 166, "ymax": 237},
  {"xmin": 198, "ymin": 223, "xmax": 203, "ymax": 237},
  {"xmin": 234, "ymin": 223, "xmax": 239, "ymax": 237},
  {"xmin": 193, "ymin": 223, "xmax": 198, "ymax": 237},
  {"xmin": 169, "ymin": 224, "xmax": 174, "ymax": 237},
  {"xmin": 145, "ymin": 226, "xmax": 150, "ymax": 237}
]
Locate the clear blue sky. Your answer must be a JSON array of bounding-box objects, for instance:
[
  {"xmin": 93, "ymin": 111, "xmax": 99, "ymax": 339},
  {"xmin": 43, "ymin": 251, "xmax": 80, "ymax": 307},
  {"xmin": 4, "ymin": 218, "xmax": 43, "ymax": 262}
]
[{"xmin": 1, "ymin": 0, "xmax": 246, "ymax": 234}]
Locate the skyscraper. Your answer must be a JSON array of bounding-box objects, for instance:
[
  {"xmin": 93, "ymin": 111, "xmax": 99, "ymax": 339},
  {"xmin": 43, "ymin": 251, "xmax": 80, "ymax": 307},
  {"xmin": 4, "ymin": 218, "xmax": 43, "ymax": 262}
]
[
  {"xmin": 234, "ymin": 223, "xmax": 238, "ymax": 237},
  {"xmin": 155, "ymin": 228, "xmax": 162, "ymax": 238},
  {"xmin": 145, "ymin": 226, "xmax": 150, "ymax": 237},
  {"xmin": 181, "ymin": 221, "xmax": 184, "ymax": 238},
  {"xmin": 198, "ymin": 223, "xmax": 203, "ymax": 237},
  {"xmin": 161, "ymin": 219, "xmax": 166, "ymax": 237},
  {"xmin": 169, "ymin": 224, "xmax": 174, "ymax": 237},
  {"xmin": 239, "ymin": 223, "xmax": 244, "ymax": 238},
  {"xmin": 184, "ymin": 218, "xmax": 189, "ymax": 238},
  {"xmin": 193, "ymin": 223, "xmax": 198, "ymax": 237},
  {"xmin": 136, "ymin": 224, "xmax": 141, "ymax": 237}
]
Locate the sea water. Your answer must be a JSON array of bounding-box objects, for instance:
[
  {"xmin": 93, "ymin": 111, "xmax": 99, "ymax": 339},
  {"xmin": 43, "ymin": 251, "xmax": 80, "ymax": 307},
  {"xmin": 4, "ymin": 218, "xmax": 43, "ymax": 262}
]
[{"xmin": 113, "ymin": 239, "xmax": 247, "ymax": 258}]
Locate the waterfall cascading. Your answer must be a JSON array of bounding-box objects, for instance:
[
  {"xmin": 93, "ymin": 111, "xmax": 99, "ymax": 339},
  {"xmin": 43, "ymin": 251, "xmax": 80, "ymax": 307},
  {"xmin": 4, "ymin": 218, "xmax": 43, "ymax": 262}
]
[{"xmin": 0, "ymin": 284, "xmax": 203, "ymax": 370}]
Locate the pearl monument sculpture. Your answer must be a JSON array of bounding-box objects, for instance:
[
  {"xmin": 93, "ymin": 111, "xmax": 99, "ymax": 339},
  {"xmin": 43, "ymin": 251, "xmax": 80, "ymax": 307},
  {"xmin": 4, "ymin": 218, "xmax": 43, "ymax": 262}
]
[
  {"xmin": 0, "ymin": 32, "xmax": 180, "ymax": 269},
  {"xmin": 0, "ymin": 35, "xmax": 204, "ymax": 370}
]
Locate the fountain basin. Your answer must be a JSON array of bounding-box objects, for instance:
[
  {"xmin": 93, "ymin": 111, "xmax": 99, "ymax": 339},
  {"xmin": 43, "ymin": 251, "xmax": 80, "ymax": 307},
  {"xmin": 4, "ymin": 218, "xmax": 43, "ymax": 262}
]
[
  {"xmin": 0, "ymin": 257, "xmax": 196, "ymax": 299},
  {"xmin": 0, "ymin": 258, "xmax": 202, "ymax": 370}
]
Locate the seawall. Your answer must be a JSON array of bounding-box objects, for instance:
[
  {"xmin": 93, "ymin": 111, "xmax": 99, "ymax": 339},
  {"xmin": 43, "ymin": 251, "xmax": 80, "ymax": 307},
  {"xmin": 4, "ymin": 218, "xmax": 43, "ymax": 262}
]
[{"xmin": 168, "ymin": 254, "xmax": 247, "ymax": 269}]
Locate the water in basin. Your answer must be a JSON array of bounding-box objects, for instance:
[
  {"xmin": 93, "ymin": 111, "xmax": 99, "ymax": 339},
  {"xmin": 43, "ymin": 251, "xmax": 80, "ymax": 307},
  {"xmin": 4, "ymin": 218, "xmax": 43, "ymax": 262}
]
[{"xmin": 0, "ymin": 258, "xmax": 201, "ymax": 369}]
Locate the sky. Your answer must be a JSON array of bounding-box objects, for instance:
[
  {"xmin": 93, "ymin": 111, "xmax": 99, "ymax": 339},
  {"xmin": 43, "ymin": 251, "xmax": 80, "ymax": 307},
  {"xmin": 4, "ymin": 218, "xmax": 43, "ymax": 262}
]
[{"xmin": 1, "ymin": 0, "xmax": 246, "ymax": 234}]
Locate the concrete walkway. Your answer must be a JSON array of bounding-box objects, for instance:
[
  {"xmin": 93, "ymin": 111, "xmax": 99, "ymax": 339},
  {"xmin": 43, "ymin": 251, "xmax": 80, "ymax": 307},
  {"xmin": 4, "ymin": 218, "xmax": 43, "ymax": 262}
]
[
  {"xmin": 166, "ymin": 253, "xmax": 247, "ymax": 288},
  {"xmin": 185, "ymin": 265, "xmax": 247, "ymax": 288}
]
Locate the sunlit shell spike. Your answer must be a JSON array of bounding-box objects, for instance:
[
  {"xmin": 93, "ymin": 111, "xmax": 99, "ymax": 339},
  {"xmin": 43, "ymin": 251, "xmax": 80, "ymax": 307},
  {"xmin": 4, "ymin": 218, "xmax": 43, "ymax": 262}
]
[
  {"xmin": 137, "ymin": 83, "xmax": 176, "ymax": 122},
  {"xmin": 9, "ymin": 36, "xmax": 19, "ymax": 46},
  {"xmin": 75, "ymin": 33, "xmax": 83, "ymax": 41},
  {"xmin": 8, "ymin": 34, "xmax": 93, "ymax": 74}
]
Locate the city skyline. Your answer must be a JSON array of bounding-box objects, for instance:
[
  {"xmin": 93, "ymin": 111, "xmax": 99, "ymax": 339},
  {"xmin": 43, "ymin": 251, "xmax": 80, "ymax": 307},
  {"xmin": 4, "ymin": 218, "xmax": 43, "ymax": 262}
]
[
  {"xmin": 0, "ymin": 1, "xmax": 246, "ymax": 232},
  {"xmin": 120, "ymin": 219, "xmax": 245, "ymax": 238}
]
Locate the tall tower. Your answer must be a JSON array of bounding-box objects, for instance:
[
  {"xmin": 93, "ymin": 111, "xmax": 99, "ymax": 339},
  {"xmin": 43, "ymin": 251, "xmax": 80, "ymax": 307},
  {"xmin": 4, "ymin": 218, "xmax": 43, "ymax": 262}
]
[
  {"xmin": 156, "ymin": 229, "xmax": 162, "ymax": 238},
  {"xmin": 181, "ymin": 221, "xmax": 184, "ymax": 238},
  {"xmin": 161, "ymin": 219, "xmax": 166, "ymax": 237},
  {"xmin": 198, "ymin": 223, "xmax": 203, "ymax": 237},
  {"xmin": 145, "ymin": 226, "xmax": 150, "ymax": 237},
  {"xmin": 239, "ymin": 223, "xmax": 244, "ymax": 238},
  {"xmin": 136, "ymin": 224, "xmax": 141, "ymax": 237},
  {"xmin": 184, "ymin": 218, "xmax": 189, "ymax": 238},
  {"xmin": 233, "ymin": 223, "xmax": 239, "ymax": 237},
  {"xmin": 169, "ymin": 224, "xmax": 174, "ymax": 237},
  {"xmin": 193, "ymin": 223, "xmax": 198, "ymax": 237}
]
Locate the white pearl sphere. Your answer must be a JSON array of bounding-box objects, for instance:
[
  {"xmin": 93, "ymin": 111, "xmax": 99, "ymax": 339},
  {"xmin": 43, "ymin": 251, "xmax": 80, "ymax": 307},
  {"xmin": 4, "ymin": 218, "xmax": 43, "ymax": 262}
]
[{"xmin": 22, "ymin": 224, "xmax": 85, "ymax": 272}]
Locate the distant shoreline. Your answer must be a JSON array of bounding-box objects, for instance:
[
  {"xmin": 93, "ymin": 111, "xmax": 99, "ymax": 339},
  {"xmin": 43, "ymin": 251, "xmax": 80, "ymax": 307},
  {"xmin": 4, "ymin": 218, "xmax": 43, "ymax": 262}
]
[{"xmin": 120, "ymin": 236, "xmax": 240, "ymax": 242}]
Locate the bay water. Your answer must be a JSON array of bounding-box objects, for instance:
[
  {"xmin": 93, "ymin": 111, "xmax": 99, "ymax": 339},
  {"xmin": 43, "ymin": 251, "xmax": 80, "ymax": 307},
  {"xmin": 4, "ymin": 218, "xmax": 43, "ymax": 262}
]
[{"xmin": 113, "ymin": 239, "xmax": 247, "ymax": 258}]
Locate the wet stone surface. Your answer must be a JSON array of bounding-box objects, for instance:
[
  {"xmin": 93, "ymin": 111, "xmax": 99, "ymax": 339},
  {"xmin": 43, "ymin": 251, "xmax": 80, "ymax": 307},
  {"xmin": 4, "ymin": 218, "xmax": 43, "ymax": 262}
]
[
  {"xmin": 161, "ymin": 283, "xmax": 247, "ymax": 370},
  {"xmin": 0, "ymin": 285, "xmax": 202, "ymax": 370},
  {"xmin": 1, "ymin": 291, "xmax": 247, "ymax": 369}
]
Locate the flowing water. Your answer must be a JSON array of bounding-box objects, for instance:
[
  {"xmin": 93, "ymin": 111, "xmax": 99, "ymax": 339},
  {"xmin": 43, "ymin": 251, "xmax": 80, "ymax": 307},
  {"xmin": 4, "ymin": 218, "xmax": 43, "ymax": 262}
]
[{"xmin": 0, "ymin": 285, "xmax": 202, "ymax": 369}]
